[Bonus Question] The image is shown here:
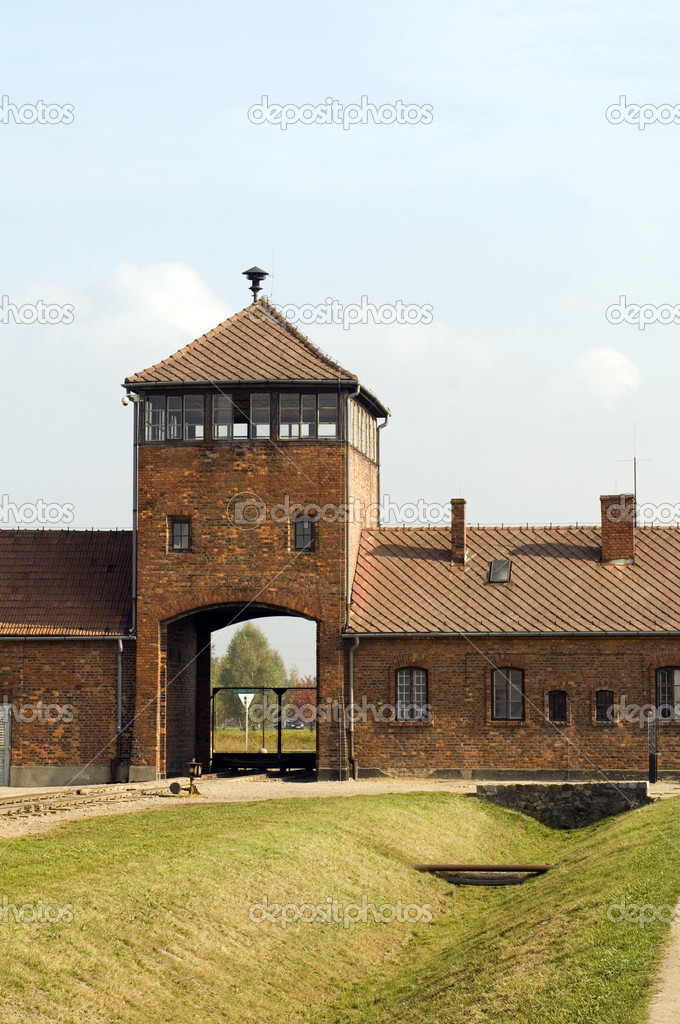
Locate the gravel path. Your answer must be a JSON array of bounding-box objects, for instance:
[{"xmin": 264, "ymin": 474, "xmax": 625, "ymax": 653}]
[
  {"xmin": 0, "ymin": 774, "xmax": 476, "ymax": 839},
  {"xmin": 1, "ymin": 774, "xmax": 679, "ymax": 842}
]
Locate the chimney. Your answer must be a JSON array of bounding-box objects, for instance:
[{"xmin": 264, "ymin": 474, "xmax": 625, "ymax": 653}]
[
  {"xmin": 451, "ymin": 498, "xmax": 466, "ymax": 565},
  {"xmin": 600, "ymin": 493, "xmax": 635, "ymax": 563}
]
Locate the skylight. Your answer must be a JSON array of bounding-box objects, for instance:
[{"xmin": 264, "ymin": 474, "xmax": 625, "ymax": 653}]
[{"xmin": 488, "ymin": 559, "xmax": 511, "ymax": 584}]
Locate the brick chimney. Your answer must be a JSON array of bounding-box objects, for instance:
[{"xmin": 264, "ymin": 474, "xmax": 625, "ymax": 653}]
[
  {"xmin": 600, "ymin": 493, "xmax": 635, "ymax": 563},
  {"xmin": 451, "ymin": 498, "xmax": 466, "ymax": 565}
]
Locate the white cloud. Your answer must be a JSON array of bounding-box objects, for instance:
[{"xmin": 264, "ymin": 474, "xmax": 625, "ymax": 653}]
[
  {"xmin": 576, "ymin": 347, "xmax": 640, "ymax": 404},
  {"xmin": 111, "ymin": 262, "xmax": 228, "ymax": 338}
]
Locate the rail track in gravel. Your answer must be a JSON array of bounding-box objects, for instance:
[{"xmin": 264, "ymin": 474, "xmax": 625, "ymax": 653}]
[{"xmin": 0, "ymin": 783, "xmax": 180, "ymax": 819}]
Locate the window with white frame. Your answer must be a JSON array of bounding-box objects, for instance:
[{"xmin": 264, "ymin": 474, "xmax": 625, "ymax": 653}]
[{"xmin": 396, "ymin": 668, "xmax": 429, "ymax": 721}]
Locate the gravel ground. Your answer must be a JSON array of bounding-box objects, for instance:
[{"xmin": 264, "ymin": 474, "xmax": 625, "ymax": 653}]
[
  {"xmin": 0, "ymin": 774, "xmax": 476, "ymax": 840},
  {"xmin": 0, "ymin": 774, "xmax": 678, "ymax": 842}
]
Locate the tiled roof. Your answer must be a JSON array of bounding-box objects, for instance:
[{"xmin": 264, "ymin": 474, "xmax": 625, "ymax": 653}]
[
  {"xmin": 125, "ymin": 300, "xmax": 386, "ymax": 411},
  {"xmin": 0, "ymin": 530, "xmax": 132, "ymax": 637},
  {"xmin": 349, "ymin": 525, "xmax": 680, "ymax": 635}
]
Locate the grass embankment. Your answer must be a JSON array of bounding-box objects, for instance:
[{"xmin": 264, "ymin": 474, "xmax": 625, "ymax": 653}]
[{"xmin": 0, "ymin": 793, "xmax": 678, "ymax": 1023}]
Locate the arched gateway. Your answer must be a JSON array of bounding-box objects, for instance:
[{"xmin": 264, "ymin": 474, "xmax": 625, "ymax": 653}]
[{"xmin": 125, "ymin": 284, "xmax": 387, "ymax": 781}]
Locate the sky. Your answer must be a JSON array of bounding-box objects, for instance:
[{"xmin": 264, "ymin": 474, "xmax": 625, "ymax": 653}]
[{"xmin": 3, "ymin": 0, "xmax": 680, "ymax": 673}]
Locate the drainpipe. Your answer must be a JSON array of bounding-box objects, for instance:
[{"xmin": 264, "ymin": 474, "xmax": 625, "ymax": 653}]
[
  {"xmin": 112, "ymin": 637, "xmax": 124, "ymax": 783},
  {"xmin": 117, "ymin": 639, "xmax": 123, "ymax": 735},
  {"xmin": 348, "ymin": 635, "xmax": 360, "ymax": 780},
  {"xmin": 131, "ymin": 395, "xmax": 139, "ymax": 635},
  {"xmin": 345, "ymin": 382, "xmax": 361, "ymax": 627},
  {"xmin": 376, "ymin": 412, "xmax": 390, "ymax": 521},
  {"xmin": 343, "ymin": 382, "xmax": 361, "ymax": 782}
]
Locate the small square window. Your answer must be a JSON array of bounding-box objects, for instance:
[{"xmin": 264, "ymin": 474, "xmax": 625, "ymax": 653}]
[{"xmin": 170, "ymin": 519, "xmax": 190, "ymax": 552}]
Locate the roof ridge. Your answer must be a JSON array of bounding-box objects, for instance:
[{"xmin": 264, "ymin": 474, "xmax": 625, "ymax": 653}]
[
  {"xmin": 256, "ymin": 299, "xmax": 356, "ymax": 380},
  {"xmin": 125, "ymin": 299, "xmax": 360, "ymax": 386}
]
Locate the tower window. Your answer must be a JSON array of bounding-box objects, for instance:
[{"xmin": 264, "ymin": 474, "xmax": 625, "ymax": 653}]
[
  {"xmin": 280, "ymin": 394, "xmax": 301, "ymax": 438},
  {"xmin": 144, "ymin": 395, "xmax": 204, "ymax": 441},
  {"xmin": 169, "ymin": 518, "xmax": 191, "ymax": 552},
  {"xmin": 183, "ymin": 396, "xmax": 204, "ymax": 440},
  {"xmin": 294, "ymin": 516, "xmax": 315, "ymax": 553},
  {"xmin": 318, "ymin": 394, "xmax": 339, "ymax": 437},
  {"xmin": 250, "ymin": 394, "xmax": 271, "ymax": 438},
  {"xmin": 145, "ymin": 396, "xmax": 166, "ymax": 441},
  {"xmin": 213, "ymin": 394, "xmax": 233, "ymax": 439},
  {"xmin": 279, "ymin": 393, "xmax": 339, "ymax": 440}
]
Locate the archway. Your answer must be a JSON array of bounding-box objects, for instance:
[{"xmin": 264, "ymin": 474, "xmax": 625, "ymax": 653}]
[{"xmin": 161, "ymin": 602, "xmax": 318, "ymax": 776}]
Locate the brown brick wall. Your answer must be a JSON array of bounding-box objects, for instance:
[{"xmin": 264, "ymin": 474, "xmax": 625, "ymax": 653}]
[
  {"xmin": 600, "ymin": 493, "xmax": 635, "ymax": 562},
  {"xmin": 349, "ymin": 635, "xmax": 680, "ymax": 776},
  {"xmin": 134, "ymin": 439, "xmax": 350, "ymax": 776},
  {"xmin": 347, "ymin": 444, "xmax": 378, "ymax": 593},
  {"xmin": 0, "ymin": 639, "xmax": 134, "ymax": 773}
]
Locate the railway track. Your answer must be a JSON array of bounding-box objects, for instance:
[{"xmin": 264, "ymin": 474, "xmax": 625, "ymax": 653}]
[{"xmin": 0, "ymin": 783, "xmax": 178, "ymax": 819}]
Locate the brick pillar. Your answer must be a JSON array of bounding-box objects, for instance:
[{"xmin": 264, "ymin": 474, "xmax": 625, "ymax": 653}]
[
  {"xmin": 600, "ymin": 493, "xmax": 635, "ymax": 563},
  {"xmin": 451, "ymin": 498, "xmax": 466, "ymax": 565}
]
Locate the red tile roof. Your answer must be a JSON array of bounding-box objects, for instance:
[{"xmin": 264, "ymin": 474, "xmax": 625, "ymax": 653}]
[
  {"xmin": 125, "ymin": 300, "xmax": 388, "ymax": 414},
  {"xmin": 0, "ymin": 530, "xmax": 132, "ymax": 637},
  {"xmin": 349, "ymin": 525, "xmax": 680, "ymax": 635}
]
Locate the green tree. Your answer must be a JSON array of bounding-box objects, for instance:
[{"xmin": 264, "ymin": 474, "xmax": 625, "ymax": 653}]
[{"xmin": 211, "ymin": 623, "xmax": 287, "ymax": 732}]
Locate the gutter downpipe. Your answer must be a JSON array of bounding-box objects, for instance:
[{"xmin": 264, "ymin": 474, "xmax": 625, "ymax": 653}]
[
  {"xmin": 343, "ymin": 382, "xmax": 361, "ymax": 780},
  {"xmin": 117, "ymin": 639, "xmax": 123, "ymax": 735},
  {"xmin": 131, "ymin": 395, "xmax": 139, "ymax": 636},
  {"xmin": 376, "ymin": 411, "xmax": 390, "ymax": 518},
  {"xmin": 348, "ymin": 634, "xmax": 360, "ymax": 780},
  {"xmin": 113, "ymin": 637, "xmax": 123, "ymax": 783},
  {"xmin": 345, "ymin": 382, "xmax": 361, "ymax": 626}
]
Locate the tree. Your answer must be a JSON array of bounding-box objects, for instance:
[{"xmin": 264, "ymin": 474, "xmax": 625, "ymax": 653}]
[
  {"xmin": 211, "ymin": 623, "xmax": 287, "ymax": 730},
  {"xmin": 284, "ymin": 672, "xmax": 317, "ymax": 727}
]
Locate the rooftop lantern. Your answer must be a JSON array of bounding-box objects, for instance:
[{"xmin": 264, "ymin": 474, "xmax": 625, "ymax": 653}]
[{"xmin": 242, "ymin": 265, "xmax": 269, "ymax": 301}]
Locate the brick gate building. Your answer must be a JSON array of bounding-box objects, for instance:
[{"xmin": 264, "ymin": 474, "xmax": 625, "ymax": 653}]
[{"xmin": 2, "ymin": 278, "xmax": 680, "ymax": 785}]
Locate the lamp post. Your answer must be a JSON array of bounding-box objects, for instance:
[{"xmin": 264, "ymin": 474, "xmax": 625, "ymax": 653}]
[{"xmin": 186, "ymin": 759, "xmax": 202, "ymax": 796}]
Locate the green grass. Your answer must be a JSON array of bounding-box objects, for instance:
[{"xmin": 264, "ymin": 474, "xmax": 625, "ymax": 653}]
[
  {"xmin": 0, "ymin": 792, "xmax": 679, "ymax": 1023},
  {"xmin": 213, "ymin": 724, "xmax": 316, "ymax": 752}
]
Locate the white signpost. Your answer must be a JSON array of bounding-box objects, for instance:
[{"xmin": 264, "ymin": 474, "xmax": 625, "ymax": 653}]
[{"xmin": 238, "ymin": 692, "xmax": 255, "ymax": 751}]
